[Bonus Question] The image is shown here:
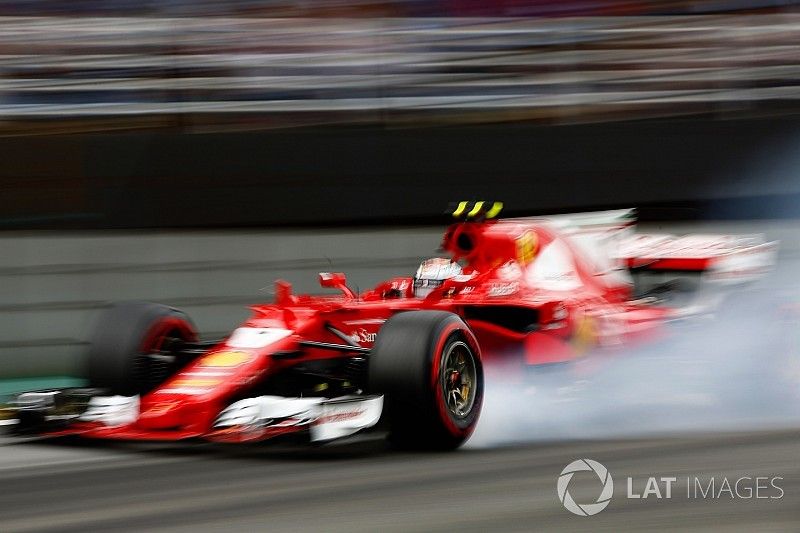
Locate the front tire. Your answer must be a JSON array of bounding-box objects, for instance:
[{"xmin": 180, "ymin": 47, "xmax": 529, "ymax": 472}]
[
  {"xmin": 86, "ymin": 302, "xmax": 198, "ymax": 395},
  {"xmin": 368, "ymin": 311, "xmax": 483, "ymax": 450}
]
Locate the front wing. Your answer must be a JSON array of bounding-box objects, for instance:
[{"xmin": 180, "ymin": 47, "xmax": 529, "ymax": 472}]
[{"xmin": 2, "ymin": 389, "xmax": 383, "ymax": 444}]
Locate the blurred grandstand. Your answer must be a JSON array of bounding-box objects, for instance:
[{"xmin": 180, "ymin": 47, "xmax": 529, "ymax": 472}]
[{"xmin": 1, "ymin": 1, "xmax": 800, "ymax": 134}]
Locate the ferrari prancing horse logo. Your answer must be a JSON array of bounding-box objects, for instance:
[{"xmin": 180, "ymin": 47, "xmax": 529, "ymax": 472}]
[{"xmin": 516, "ymin": 231, "xmax": 539, "ymax": 265}]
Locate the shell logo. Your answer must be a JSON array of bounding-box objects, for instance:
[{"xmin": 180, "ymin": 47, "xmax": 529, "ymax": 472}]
[
  {"xmin": 570, "ymin": 313, "xmax": 597, "ymax": 356},
  {"xmin": 200, "ymin": 351, "xmax": 252, "ymax": 368},
  {"xmin": 170, "ymin": 378, "xmax": 222, "ymax": 388}
]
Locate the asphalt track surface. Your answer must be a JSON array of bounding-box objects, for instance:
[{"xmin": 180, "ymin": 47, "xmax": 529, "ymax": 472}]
[
  {"xmin": 3, "ymin": 221, "xmax": 800, "ymax": 532},
  {"xmin": 0, "ymin": 429, "xmax": 799, "ymax": 532}
]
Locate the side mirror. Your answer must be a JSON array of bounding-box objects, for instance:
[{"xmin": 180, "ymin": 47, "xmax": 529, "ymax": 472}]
[
  {"xmin": 319, "ymin": 272, "xmax": 356, "ymax": 299},
  {"xmin": 319, "ymin": 272, "xmax": 346, "ymax": 288}
]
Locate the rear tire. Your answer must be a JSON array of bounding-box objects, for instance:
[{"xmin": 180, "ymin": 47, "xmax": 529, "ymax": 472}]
[
  {"xmin": 368, "ymin": 311, "xmax": 483, "ymax": 450},
  {"xmin": 86, "ymin": 302, "xmax": 197, "ymax": 395}
]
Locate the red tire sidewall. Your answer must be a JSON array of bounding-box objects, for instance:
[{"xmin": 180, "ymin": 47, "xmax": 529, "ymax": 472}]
[
  {"xmin": 429, "ymin": 320, "xmax": 483, "ymax": 439},
  {"xmin": 139, "ymin": 315, "xmax": 197, "ymax": 353}
]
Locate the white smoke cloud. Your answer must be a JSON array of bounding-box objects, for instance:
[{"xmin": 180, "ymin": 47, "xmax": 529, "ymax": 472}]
[{"xmin": 469, "ymin": 223, "xmax": 800, "ymax": 448}]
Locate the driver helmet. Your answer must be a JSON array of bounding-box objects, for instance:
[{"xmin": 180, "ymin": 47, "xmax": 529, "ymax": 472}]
[{"xmin": 413, "ymin": 258, "xmax": 462, "ymax": 298}]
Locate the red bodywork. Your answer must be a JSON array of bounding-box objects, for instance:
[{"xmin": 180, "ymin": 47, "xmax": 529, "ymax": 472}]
[{"xmin": 55, "ymin": 216, "xmax": 761, "ymax": 442}]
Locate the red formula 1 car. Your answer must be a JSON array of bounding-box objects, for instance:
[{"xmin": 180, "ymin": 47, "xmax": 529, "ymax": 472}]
[{"xmin": 4, "ymin": 204, "xmax": 775, "ymax": 450}]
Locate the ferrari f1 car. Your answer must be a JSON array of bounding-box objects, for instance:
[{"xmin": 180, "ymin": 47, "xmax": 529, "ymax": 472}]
[{"xmin": 3, "ymin": 203, "xmax": 776, "ymax": 450}]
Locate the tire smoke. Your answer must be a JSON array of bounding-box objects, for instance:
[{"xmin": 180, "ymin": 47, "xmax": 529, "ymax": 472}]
[{"xmin": 469, "ymin": 222, "xmax": 800, "ymax": 448}]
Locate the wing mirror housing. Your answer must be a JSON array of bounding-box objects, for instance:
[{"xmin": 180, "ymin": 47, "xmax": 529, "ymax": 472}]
[{"xmin": 319, "ymin": 272, "xmax": 356, "ymax": 299}]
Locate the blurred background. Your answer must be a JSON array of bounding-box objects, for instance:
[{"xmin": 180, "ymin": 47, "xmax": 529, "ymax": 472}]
[
  {"xmin": 5, "ymin": 0, "xmax": 800, "ymax": 381},
  {"xmin": 3, "ymin": 1, "xmax": 800, "ymax": 229},
  {"xmin": 2, "ymin": 2, "xmax": 800, "ymax": 531}
]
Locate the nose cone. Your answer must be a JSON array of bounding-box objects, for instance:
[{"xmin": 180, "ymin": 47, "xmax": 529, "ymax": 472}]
[{"xmin": 137, "ymin": 399, "xmax": 186, "ymax": 429}]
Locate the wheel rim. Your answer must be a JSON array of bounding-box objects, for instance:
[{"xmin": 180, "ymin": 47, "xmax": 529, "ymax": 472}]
[{"xmin": 440, "ymin": 340, "xmax": 477, "ymax": 419}]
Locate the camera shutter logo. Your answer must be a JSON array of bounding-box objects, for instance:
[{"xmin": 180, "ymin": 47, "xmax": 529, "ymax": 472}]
[{"xmin": 557, "ymin": 459, "xmax": 614, "ymax": 516}]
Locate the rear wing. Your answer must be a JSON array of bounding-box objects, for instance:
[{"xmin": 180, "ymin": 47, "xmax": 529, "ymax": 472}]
[
  {"xmin": 616, "ymin": 233, "xmax": 777, "ymax": 283},
  {"xmin": 507, "ymin": 208, "xmax": 776, "ymax": 284},
  {"xmin": 511, "ymin": 208, "xmax": 636, "ymax": 233}
]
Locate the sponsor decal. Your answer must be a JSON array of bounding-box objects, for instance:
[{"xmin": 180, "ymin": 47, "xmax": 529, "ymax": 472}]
[
  {"xmin": 570, "ymin": 313, "xmax": 596, "ymax": 355},
  {"xmin": 182, "ymin": 370, "xmax": 231, "ymax": 377},
  {"xmin": 391, "ymin": 279, "xmax": 410, "ymax": 292},
  {"xmin": 350, "ymin": 328, "xmax": 377, "ymax": 344},
  {"xmin": 169, "ymin": 377, "xmax": 222, "ymax": 388},
  {"xmin": 487, "ymin": 281, "xmax": 519, "ymax": 297},
  {"xmin": 496, "ymin": 260, "xmax": 523, "ymax": 281},
  {"xmin": 315, "ymin": 409, "xmax": 366, "ymax": 425},
  {"xmin": 200, "ymin": 351, "xmax": 252, "ymax": 368},
  {"xmin": 141, "ymin": 401, "xmax": 179, "ymax": 417},
  {"xmin": 516, "ymin": 231, "xmax": 539, "ymax": 265}
]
